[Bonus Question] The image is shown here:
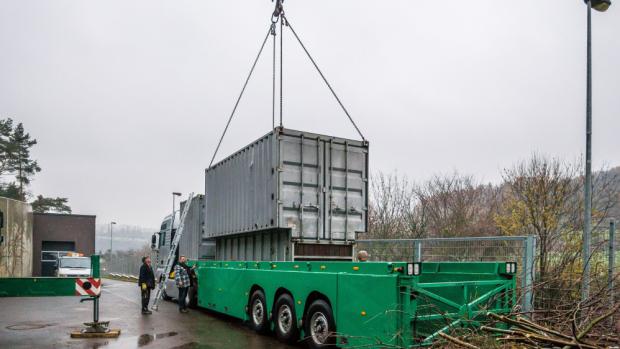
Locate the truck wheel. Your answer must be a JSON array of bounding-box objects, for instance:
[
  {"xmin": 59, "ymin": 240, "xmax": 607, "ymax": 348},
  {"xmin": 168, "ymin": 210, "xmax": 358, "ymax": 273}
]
[
  {"xmin": 274, "ymin": 294, "xmax": 299, "ymax": 344},
  {"xmin": 304, "ymin": 300, "xmax": 336, "ymax": 349},
  {"xmin": 162, "ymin": 289, "xmax": 172, "ymax": 301},
  {"xmin": 188, "ymin": 286, "xmax": 198, "ymax": 309},
  {"xmin": 249, "ymin": 290, "xmax": 269, "ymax": 334}
]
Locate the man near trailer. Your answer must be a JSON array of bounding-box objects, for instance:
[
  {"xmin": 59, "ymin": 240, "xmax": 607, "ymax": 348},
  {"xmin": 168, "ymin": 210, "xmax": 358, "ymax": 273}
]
[
  {"xmin": 138, "ymin": 256, "xmax": 155, "ymax": 315},
  {"xmin": 174, "ymin": 255, "xmax": 192, "ymax": 313}
]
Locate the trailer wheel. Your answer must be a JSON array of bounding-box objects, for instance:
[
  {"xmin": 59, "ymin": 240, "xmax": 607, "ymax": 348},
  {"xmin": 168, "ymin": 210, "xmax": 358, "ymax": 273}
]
[
  {"xmin": 249, "ymin": 290, "xmax": 269, "ymax": 333},
  {"xmin": 274, "ymin": 294, "xmax": 299, "ymax": 343},
  {"xmin": 304, "ymin": 300, "xmax": 336, "ymax": 349}
]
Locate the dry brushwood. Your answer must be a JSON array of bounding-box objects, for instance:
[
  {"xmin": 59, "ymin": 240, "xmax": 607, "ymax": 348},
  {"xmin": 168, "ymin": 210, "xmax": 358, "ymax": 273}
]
[
  {"xmin": 481, "ymin": 310, "xmax": 620, "ymax": 349},
  {"xmin": 437, "ymin": 332, "xmax": 480, "ymax": 349}
]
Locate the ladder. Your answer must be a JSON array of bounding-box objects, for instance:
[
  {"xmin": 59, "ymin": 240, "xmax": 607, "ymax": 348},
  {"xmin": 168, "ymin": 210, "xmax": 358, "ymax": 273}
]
[{"xmin": 151, "ymin": 192, "xmax": 194, "ymax": 311}]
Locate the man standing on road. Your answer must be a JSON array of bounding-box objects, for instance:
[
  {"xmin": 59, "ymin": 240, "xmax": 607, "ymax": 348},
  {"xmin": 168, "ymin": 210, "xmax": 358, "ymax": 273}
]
[
  {"xmin": 138, "ymin": 256, "xmax": 155, "ymax": 315},
  {"xmin": 174, "ymin": 255, "xmax": 192, "ymax": 313}
]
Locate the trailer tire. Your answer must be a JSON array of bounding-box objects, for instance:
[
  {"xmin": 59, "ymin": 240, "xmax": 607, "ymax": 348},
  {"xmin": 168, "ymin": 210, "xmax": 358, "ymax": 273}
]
[
  {"xmin": 304, "ymin": 300, "xmax": 336, "ymax": 349},
  {"xmin": 274, "ymin": 294, "xmax": 299, "ymax": 344},
  {"xmin": 249, "ymin": 290, "xmax": 269, "ymax": 334}
]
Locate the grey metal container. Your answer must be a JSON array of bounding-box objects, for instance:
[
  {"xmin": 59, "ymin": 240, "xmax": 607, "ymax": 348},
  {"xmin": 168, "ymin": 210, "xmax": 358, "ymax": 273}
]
[
  {"xmin": 205, "ymin": 127, "xmax": 369, "ymax": 245},
  {"xmin": 214, "ymin": 230, "xmax": 355, "ymax": 261},
  {"xmin": 178, "ymin": 194, "xmax": 215, "ymax": 260}
]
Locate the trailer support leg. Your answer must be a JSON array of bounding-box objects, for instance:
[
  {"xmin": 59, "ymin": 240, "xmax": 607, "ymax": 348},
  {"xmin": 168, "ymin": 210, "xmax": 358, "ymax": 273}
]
[{"xmin": 70, "ymin": 296, "xmax": 121, "ymax": 338}]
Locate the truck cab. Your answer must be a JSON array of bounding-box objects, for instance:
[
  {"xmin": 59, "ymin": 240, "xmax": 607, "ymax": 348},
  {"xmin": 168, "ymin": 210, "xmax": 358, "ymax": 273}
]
[
  {"xmin": 151, "ymin": 194, "xmax": 214, "ymax": 303},
  {"xmin": 153, "ymin": 213, "xmax": 180, "ymax": 301}
]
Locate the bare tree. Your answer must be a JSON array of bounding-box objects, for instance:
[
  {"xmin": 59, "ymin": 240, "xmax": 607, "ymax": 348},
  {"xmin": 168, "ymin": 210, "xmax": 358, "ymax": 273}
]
[
  {"xmin": 495, "ymin": 155, "xmax": 581, "ymax": 282},
  {"xmin": 368, "ymin": 171, "xmax": 423, "ymax": 239},
  {"xmin": 415, "ymin": 172, "xmax": 500, "ymax": 238},
  {"xmin": 496, "ymin": 155, "xmax": 618, "ymax": 285}
]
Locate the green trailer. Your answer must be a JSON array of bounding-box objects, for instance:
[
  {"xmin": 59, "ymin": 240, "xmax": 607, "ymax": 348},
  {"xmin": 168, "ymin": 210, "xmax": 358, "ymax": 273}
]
[{"xmin": 190, "ymin": 259, "xmax": 517, "ymax": 348}]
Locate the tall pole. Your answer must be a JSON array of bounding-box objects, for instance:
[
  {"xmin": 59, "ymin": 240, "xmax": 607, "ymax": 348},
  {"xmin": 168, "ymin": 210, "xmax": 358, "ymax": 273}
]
[
  {"xmin": 171, "ymin": 192, "xmax": 181, "ymax": 239},
  {"xmin": 609, "ymin": 219, "xmax": 616, "ymax": 326},
  {"xmin": 171, "ymin": 195, "xmax": 176, "ymax": 233},
  {"xmin": 109, "ymin": 221, "xmax": 116, "ymax": 256},
  {"xmin": 582, "ymin": 0, "xmax": 593, "ymax": 303}
]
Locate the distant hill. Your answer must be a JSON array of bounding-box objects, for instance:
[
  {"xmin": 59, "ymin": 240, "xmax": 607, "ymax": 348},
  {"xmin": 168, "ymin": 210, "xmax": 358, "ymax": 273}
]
[
  {"xmin": 95, "ymin": 223, "xmax": 156, "ymax": 253},
  {"xmin": 605, "ymin": 166, "xmax": 620, "ymax": 221}
]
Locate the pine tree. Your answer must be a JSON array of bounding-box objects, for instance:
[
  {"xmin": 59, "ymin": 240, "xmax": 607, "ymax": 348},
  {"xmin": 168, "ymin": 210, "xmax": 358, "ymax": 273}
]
[
  {"xmin": 0, "ymin": 182, "xmax": 21, "ymax": 200},
  {"xmin": 7, "ymin": 123, "xmax": 41, "ymax": 200},
  {"xmin": 0, "ymin": 118, "xmax": 14, "ymax": 176},
  {"xmin": 31, "ymin": 195, "xmax": 72, "ymax": 213}
]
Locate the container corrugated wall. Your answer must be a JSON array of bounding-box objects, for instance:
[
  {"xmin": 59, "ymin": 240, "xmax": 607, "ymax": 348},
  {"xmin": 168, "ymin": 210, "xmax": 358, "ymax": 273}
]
[
  {"xmin": 215, "ymin": 230, "xmax": 291, "ymax": 261},
  {"xmin": 178, "ymin": 195, "xmax": 215, "ymax": 260},
  {"xmin": 205, "ymin": 127, "xmax": 368, "ymax": 243}
]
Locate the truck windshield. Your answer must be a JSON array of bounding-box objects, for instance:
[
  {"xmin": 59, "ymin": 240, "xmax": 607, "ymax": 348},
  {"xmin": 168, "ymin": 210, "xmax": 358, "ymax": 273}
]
[{"xmin": 60, "ymin": 257, "xmax": 90, "ymax": 269}]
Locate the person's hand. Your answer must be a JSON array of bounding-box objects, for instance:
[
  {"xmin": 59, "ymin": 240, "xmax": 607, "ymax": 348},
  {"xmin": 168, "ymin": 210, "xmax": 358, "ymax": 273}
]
[{"xmin": 141, "ymin": 283, "xmax": 147, "ymax": 291}]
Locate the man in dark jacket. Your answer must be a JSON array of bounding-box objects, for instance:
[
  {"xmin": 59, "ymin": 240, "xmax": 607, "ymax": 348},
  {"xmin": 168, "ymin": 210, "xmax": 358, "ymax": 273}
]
[{"xmin": 138, "ymin": 256, "xmax": 155, "ymax": 315}]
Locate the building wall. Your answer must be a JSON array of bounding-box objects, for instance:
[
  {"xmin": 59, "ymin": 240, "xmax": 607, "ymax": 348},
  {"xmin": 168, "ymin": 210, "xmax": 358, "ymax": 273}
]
[
  {"xmin": 32, "ymin": 213, "xmax": 96, "ymax": 276},
  {"xmin": 0, "ymin": 197, "xmax": 33, "ymax": 277}
]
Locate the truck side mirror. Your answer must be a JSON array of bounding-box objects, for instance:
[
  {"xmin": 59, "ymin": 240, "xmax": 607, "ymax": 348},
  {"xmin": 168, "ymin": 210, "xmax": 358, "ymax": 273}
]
[
  {"xmin": 0, "ymin": 211, "xmax": 4, "ymax": 229},
  {"xmin": 151, "ymin": 234, "xmax": 159, "ymax": 250}
]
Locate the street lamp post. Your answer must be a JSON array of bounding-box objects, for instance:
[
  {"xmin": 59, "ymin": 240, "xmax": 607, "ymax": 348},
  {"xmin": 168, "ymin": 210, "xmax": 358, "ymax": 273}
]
[
  {"xmin": 171, "ymin": 192, "xmax": 182, "ymax": 239},
  {"xmin": 109, "ymin": 221, "xmax": 117, "ymax": 256},
  {"xmin": 582, "ymin": 0, "xmax": 611, "ymax": 303}
]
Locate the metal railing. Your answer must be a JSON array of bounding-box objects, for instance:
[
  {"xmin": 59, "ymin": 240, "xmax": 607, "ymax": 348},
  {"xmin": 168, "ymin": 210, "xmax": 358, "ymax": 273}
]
[{"xmin": 356, "ymin": 236, "xmax": 536, "ymax": 314}]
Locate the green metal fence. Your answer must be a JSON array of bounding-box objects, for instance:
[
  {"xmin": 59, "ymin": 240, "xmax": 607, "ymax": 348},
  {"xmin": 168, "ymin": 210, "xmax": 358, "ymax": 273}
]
[{"xmin": 356, "ymin": 236, "xmax": 536, "ymax": 315}]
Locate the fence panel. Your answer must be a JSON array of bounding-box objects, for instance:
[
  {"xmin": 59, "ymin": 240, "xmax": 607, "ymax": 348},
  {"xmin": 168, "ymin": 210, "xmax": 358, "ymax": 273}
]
[{"xmin": 356, "ymin": 236, "xmax": 535, "ymax": 314}]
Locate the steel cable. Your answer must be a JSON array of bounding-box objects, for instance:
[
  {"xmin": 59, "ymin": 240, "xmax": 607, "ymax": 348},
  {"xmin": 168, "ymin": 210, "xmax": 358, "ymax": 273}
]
[
  {"xmin": 283, "ymin": 16, "xmax": 366, "ymax": 141},
  {"xmin": 208, "ymin": 26, "xmax": 272, "ymax": 169},
  {"xmin": 272, "ymin": 25, "xmax": 276, "ymax": 130},
  {"xmin": 279, "ymin": 15, "xmax": 284, "ymax": 127}
]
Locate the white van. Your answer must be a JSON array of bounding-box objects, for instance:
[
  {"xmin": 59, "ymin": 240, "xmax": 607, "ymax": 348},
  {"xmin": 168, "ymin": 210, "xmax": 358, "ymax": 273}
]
[{"xmin": 57, "ymin": 256, "xmax": 91, "ymax": 277}]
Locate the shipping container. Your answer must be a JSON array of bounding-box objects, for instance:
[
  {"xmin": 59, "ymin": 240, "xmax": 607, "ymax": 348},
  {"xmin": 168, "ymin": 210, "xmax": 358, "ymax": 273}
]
[
  {"xmin": 214, "ymin": 230, "xmax": 355, "ymax": 261},
  {"xmin": 156, "ymin": 195, "xmax": 214, "ymax": 262},
  {"xmin": 205, "ymin": 127, "xmax": 369, "ymax": 245},
  {"xmin": 178, "ymin": 195, "xmax": 214, "ymax": 259}
]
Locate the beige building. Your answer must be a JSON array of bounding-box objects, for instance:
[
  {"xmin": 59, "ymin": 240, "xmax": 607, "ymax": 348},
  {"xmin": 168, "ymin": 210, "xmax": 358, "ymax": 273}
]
[{"xmin": 0, "ymin": 197, "xmax": 33, "ymax": 277}]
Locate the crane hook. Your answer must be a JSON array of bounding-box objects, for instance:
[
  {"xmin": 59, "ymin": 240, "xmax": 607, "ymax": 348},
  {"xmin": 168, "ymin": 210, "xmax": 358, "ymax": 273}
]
[{"xmin": 271, "ymin": 0, "xmax": 284, "ymax": 24}]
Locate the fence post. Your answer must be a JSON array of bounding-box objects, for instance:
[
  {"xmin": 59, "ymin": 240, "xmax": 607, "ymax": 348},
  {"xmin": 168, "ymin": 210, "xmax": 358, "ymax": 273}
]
[
  {"xmin": 522, "ymin": 235, "xmax": 536, "ymax": 316},
  {"xmin": 414, "ymin": 240, "xmax": 422, "ymax": 262},
  {"xmin": 609, "ymin": 220, "xmax": 615, "ymax": 327}
]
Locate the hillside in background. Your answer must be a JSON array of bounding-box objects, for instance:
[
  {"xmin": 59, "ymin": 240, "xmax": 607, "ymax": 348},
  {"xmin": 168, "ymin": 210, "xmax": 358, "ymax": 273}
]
[
  {"xmin": 608, "ymin": 166, "xmax": 620, "ymax": 219},
  {"xmin": 95, "ymin": 223, "xmax": 156, "ymax": 253}
]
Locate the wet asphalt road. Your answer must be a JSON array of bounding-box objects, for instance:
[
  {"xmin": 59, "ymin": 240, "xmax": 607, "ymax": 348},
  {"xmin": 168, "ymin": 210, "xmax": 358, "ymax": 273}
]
[{"xmin": 0, "ymin": 279, "xmax": 297, "ymax": 349}]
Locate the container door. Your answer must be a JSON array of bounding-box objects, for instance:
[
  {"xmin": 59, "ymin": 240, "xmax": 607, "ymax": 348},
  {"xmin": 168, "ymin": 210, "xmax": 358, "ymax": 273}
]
[
  {"xmin": 324, "ymin": 139, "xmax": 366, "ymax": 241},
  {"xmin": 279, "ymin": 133, "xmax": 323, "ymax": 240}
]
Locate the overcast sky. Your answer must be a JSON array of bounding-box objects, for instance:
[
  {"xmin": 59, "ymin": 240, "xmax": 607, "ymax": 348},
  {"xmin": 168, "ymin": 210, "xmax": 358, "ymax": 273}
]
[{"xmin": 0, "ymin": 0, "xmax": 618, "ymax": 227}]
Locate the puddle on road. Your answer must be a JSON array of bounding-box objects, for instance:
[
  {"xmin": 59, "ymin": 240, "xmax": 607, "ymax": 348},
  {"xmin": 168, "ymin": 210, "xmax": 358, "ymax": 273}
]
[
  {"xmin": 137, "ymin": 331, "xmax": 178, "ymax": 347},
  {"xmin": 6, "ymin": 322, "xmax": 57, "ymax": 330}
]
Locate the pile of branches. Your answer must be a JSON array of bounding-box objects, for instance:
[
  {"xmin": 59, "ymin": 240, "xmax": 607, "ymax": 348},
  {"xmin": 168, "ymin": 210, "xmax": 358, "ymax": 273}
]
[
  {"xmin": 482, "ymin": 309, "xmax": 619, "ymax": 348},
  {"xmin": 438, "ymin": 305, "xmax": 619, "ymax": 349}
]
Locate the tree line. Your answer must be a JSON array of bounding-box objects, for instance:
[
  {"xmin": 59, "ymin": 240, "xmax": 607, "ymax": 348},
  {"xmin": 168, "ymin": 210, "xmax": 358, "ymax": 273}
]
[
  {"xmin": 0, "ymin": 118, "xmax": 70, "ymax": 213},
  {"xmin": 367, "ymin": 155, "xmax": 619, "ymax": 316}
]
